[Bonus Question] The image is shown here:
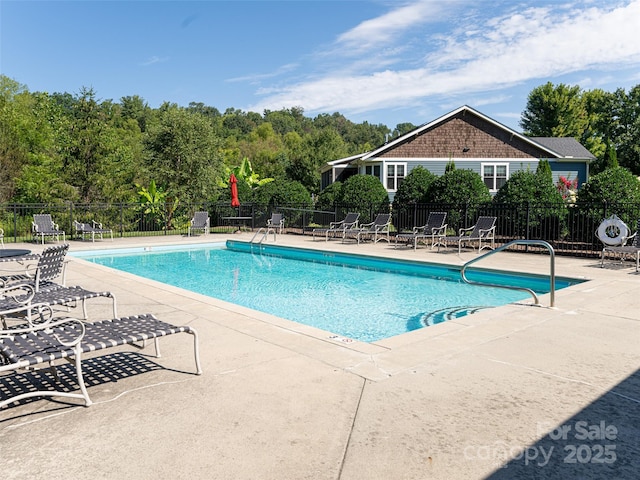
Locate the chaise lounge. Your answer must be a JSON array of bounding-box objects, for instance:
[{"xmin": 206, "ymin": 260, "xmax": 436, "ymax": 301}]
[
  {"xmin": 0, "ymin": 304, "xmax": 202, "ymax": 408},
  {"xmin": 32, "ymin": 214, "xmax": 65, "ymax": 244},
  {"xmin": 0, "ymin": 244, "xmax": 69, "ymax": 291},
  {"xmin": 343, "ymin": 213, "xmax": 392, "ymax": 244},
  {"xmin": 312, "ymin": 212, "xmax": 360, "ymax": 241},
  {"xmin": 439, "ymin": 216, "xmax": 497, "ymax": 254},
  {"xmin": 73, "ymin": 220, "xmax": 114, "ymax": 242},
  {"xmin": 395, "ymin": 212, "xmax": 447, "ymax": 250}
]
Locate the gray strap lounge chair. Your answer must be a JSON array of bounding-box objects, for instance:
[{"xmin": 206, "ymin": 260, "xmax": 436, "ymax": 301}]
[
  {"xmin": 266, "ymin": 213, "xmax": 285, "ymax": 235},
  {"xmin": 0, "ymin": 283, "xmax": 118, "ymax": 327},
  {"xmin": 73, "ymin": 220, "xmax": 113, "ymax": 242},
  {"xmin": 601, "ymin": 219, "xmax": 640, "ymax": 271},
  {"xmin": 439, "ymin": 216, "xmax": 497, "ymax": 254},
  {"xmin": 343, "ymin": 213, "xmax": 392, "ymax": 244},
  {"xmin": 32, "ymin": 214, "xmax": 65, "ymax": 244},
  {"xmin": 188, "ymin": 211, "xmax": 210, "ymax": 236},
  {"xmin": 395, "ymin": 212, "xmax": 447, "ymax": 250},
  {"xmin": 0, "ymin": 306, "xmax": 202, "ymax": 408},
  {"xmin": 0, "ymin": 244, "xmax": 68, "ymax": 291},
  {"xmin": 312, "ymin": 212, "xmax": 360, "ymax": 241}
]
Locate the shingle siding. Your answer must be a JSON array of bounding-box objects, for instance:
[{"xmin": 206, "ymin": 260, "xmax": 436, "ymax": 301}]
[{"xmin": 378, "ymin": 114, "xmax": 551, "ymax": 160}]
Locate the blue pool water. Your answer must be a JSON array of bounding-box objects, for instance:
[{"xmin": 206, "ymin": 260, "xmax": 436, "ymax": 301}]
[{"xmin": 72, "ymin": 241, "xmax": 581, "ymax": 343}]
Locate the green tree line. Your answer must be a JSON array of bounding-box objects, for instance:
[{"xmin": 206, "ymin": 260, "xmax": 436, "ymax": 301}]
[{"xmin": 1, "ymin": 75, "xmax": 638, "ymax": 208}]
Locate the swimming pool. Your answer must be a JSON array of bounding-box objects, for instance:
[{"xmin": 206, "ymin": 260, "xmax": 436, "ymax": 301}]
[{"xmin": 72, "ymin": 241, "xmax": 582, "ymax": 343}]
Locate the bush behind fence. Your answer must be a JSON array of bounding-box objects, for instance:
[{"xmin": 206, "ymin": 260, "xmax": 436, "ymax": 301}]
[{"xmin": 2, "ymin": 201, "xmax": 639, "ymax": 257}]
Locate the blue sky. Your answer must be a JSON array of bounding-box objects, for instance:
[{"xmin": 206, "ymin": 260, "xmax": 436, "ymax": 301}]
[{"xmin": 2, "ymin": 0, "xmax": 639, "ymax": 131}]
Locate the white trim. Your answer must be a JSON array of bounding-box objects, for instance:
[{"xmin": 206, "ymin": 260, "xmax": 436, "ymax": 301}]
[
  {"xmin": 481, "ymin": 162, "xmax": 509, "ymax": 192},
  {"xmin": 384, "ymin": 161, "xmax": 407, "ymax": 192}
]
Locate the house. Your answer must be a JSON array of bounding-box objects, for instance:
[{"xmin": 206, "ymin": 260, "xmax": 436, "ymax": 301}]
[{"xmin": 320, "ymin": 105, "xmax": 595, "ymax": 200}]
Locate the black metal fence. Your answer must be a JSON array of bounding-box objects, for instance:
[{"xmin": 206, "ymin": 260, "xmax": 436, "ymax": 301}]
[{"xmin": 2, "ymin": 201, "xmax": 639, "ymax": 258}]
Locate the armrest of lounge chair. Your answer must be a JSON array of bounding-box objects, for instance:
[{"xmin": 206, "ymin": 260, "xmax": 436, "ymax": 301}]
[
  {"xmin": 458, "ymin": 225, "xmax": 475, "ymax": 236},
  {"xmin": 478, "ymin": 225, "xmax": 496, "ymax": 237}
]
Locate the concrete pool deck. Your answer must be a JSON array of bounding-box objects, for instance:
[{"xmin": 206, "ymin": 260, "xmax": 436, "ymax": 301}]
[{"xmin": 1, "ymin": 233, "xmax": 639, "ymax": 479}]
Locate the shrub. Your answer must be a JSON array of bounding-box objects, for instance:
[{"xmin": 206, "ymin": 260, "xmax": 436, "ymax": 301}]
[
  {"xmin": 392, "ymin": 166, "xmax": 437, "ymax": 210},
  {"xmin": 576, "ymin": 166, "xmax": 640, "ymax": 235},
  {"xmin": 314, "ymin": 181, "xmax": 342, "ymax": 212},
  {"xmin": 493, "ymin": 170, "xmax": 566, "ymax": 238},
  {"xmin": 428, "ymin": 169, "xmax": 491, "ymax": 205},
  {"xmin": 337, "ymin": 174, "xmax": 389, "ymax": 222},
  {"xmin": 427, "ymin": 169, "xmax": 491, "ymax": 227}
]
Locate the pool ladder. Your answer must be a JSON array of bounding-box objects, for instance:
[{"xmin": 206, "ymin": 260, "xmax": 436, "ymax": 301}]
[
  {"xmin": 460, "ymin": 240, "xmax": 556, "ymax": 307},
  {"xmin": 250, "ymin": 226, "xmax": 277, "ymax": 244}
]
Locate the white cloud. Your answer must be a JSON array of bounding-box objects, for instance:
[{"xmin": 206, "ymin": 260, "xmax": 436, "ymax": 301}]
[
  {"xmin": 247, "ymin": 0, "xmax": 640, "ymax": 117},
  {"xmin": 336, "ymin": 0, "xmax": 451, "ymax": 53},
  {"xmin": 140, "ymin": 56, "xmax": 169, "ymax": 66}
]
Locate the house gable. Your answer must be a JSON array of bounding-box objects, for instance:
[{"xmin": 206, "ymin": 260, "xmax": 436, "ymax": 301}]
[{"xmin": 371, "ymin": 108, "xmax": 556, "ymax": 160}]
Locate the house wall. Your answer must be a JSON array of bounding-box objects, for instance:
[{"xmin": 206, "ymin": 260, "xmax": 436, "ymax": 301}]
[
  {"xmin": 401, "ymin": 159, "xmax": 540, "ymax": 177},
  {"xmin": 550, "ymin": 162, "xmax": 587, "ymax": 188}
]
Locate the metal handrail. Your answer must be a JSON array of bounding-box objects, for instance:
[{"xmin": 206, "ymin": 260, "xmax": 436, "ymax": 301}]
[
  {"xmin": 250, "ymin": 227, "xmax": 277, "ymax": 244},
  {"xmin": 460, "ymin": 240, "xmax": 556, "ymax": 307}
]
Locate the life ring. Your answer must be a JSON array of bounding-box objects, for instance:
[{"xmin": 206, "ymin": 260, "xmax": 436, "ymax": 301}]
[{"xmin": 597, "ymin": 215, "xmax": 629, "ymax": 246}]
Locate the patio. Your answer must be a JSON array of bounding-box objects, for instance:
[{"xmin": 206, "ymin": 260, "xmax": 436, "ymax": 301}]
[{"xmin": 1, "ymin": 234, "xmax": 639, "ymax": 479}]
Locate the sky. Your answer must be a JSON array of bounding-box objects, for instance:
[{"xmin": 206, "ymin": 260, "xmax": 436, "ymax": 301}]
[{"xmin": 1, "ymin": 0, "xmax": 639, "ymax": 131}]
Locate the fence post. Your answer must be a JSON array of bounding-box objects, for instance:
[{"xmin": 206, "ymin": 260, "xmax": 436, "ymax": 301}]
[
  {"xmin": 120, "ymin": 203, "xmax": 124, "ymax": 238},
  {"xmin": 526, "ymin": 201, "xmax": 531, "ymax": 240},
  {"xmin": 13, "ymin": 204, "xmax": 17, "ymax": 243},
  {"xmin": 69, "ymin": 202, "xmax": 74, "ymax": 238}
]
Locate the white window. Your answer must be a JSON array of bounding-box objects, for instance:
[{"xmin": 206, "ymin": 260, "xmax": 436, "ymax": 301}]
[
  {"xmin": 386, "ymin": 163, "xmax": 406, "ymax": 191},
  {"xmin": 482, "ymin": 163, "xmax": 508, "ymax": 191}
]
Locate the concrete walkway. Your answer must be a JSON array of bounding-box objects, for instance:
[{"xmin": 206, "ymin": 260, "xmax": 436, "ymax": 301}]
[{"xmin": 1, "ymin": 234, "xmax": 639, "ymax": 479}]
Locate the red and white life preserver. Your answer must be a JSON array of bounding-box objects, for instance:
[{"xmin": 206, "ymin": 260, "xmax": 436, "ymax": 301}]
[{"xmin": 596, "ymin": 215, "xmax": 629, "ymax": 246}]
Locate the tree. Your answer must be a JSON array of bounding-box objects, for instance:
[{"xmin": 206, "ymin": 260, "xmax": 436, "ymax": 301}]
[
  {"xmin": 536, "ymin": 159, "xmax": 553, "ymax": 184},
  {"xmin": 520, "ymin": 82, "xmax": 587, "ymax": 138},
  {"xmin": 144, "ymin": 104, "xmax": 223, "ymax": 204},
  {"xmin": 576, "ymin": 166, "xmax": 640, "ymax": 237},
  {"xmin": 611, "ymin": 85, "xmax": 640, "ymax": 174}
]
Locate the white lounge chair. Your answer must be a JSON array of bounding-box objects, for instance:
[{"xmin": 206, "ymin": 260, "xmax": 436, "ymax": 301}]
[
  {"xmin": 188, "ymin": 211, "xmax": 210, "ymax": 236},
  {"xmin": 74, "ymin": 220, "xmax": 113, "ymax": 242},
  {"xmin": 0, "ymin": 244, "xmax": 68, "ymax": 291},
  {"xmin": 395, "ymin": 212, "xmax": 447, "ymax": 250},
  {"xmin": 0, "ymin": 306, "xmax": 201, "ymax": 408},
  {"xmin": 312, "ymin": 213, "xmax": 360, "ymax": 241},
  {"xmin": 266, "ymin": 213, "xmax": 285, "ymax": 235},
  {"xmin": 343, "ymin": 213, "xmax": 392, "ymax": 244},
  {"xmin": 32, "ymin": 214, "xmax": 65, "ymax": 244},
  {"xmin": 440, "ymin": 216, "xmax": 496, "ymax": 254}
]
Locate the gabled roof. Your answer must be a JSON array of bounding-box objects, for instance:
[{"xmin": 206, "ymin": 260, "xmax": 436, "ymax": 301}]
[
  {"xmin": 531, "ymin": 137, "xmax": 595, "ymax": 160},
  {"xmin": 359, "ymin": 105, "xmax": 594, "ymax": 161},
  {"xmin": 326, "ymin": 153, "xmax": 366, "ymax": 166}
]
